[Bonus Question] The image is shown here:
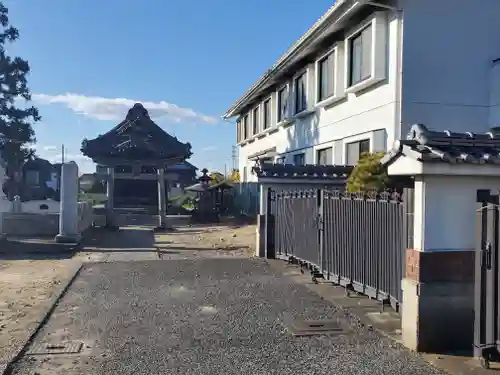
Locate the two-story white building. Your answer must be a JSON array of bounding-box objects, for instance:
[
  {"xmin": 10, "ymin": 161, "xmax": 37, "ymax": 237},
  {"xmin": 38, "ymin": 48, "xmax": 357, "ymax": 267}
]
[{"xmin": 222, "ymin": 0, "xmax": 500, "ymax": 183}]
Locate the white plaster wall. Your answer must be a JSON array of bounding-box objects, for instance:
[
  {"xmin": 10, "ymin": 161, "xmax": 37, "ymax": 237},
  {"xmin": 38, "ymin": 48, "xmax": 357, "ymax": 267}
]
[
  {"xmin": 414, "ymin": 175, "xmax": 500, "ymax": 252},
  {"xmin": 399, "ymin": 0, "xmax": 500, "ymax": 136},
  {"xmin": 21, "ymin": 200, "xmax": 60, "ymax": 214},
  {"xmin": 238, "ymin": 11, "xmax": 402, "ymax": 180}
]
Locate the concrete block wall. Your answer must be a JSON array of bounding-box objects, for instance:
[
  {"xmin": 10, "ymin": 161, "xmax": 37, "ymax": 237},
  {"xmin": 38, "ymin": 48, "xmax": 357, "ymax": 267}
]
[{"xmin": 3, "ymin": 212, "xmax": 60, "ymax": 237}]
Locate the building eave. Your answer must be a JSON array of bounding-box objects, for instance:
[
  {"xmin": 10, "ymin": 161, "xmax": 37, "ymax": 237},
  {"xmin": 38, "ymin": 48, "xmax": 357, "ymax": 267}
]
[{"xmin": 222, "ymin": 0, "xmax": 367, "ymax": 119}]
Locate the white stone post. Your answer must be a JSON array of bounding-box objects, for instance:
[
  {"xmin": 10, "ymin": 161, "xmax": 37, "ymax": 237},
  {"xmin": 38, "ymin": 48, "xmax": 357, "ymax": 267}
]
[
  {"xmin": 156, "ymin": 166, "xmax": 171, "ymax": 230},
  {"xmin": 0, "ymin": 162, "xmax": 10, "ymax": 240},
  {"xmin": 105, "ymin": 166, "xmax": 116, "ymax": 228},
  {"xmin": 55, "ymin": 162, "xmax": 80, "ymax": 243},
  {"xmin": 255, "ymin": 183, "xmax": 267, "ymax": 257}
]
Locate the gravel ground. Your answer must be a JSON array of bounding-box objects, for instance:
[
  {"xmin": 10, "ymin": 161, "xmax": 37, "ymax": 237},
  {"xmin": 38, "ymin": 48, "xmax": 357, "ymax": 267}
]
[
  {"xmin": 155, "ymin": 224, "xmax": 256, "ymax": 259},
  {"xmin": 78, "ymin": 223, "xmax": 256, "ymax": 263},
  {"xmin": 0, "ymin": 258, "xmax": 81, "ymax": 369},
  {"xmin": 9, "ymin": 259, "xmax": 446, "ymax": 375},
  {"xmin": 0, "ymin": 220, "xmax": 256, "ymax": 373}
]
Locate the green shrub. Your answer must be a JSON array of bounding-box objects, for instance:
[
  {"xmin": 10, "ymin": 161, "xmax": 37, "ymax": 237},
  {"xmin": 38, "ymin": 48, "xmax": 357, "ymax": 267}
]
[{"xmin": 346, "ymin": 152, "xmax": 389, "ymax": 192}]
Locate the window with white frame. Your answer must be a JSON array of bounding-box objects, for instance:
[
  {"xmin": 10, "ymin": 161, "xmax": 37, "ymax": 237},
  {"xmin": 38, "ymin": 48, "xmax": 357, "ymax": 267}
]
[
  {"xmin": 294, "ymin": 72, "xmax": 307, "ymax": 113},
  {"xmin": 349, "ymin": 24, "xmax": 372, "ymax": 87},
  {"xmin": 277, "ymin": 86, "xmax": 288, "ymax": 122},
  {"xmin": 252, "ymin": 107, "xmax": 259, "ymax": 135},
  {"xmin": 346, "ymin": 139, "xmax": 370, "ymax": 165},
  {"xmin": 236, "ymin": 119, "xmax": 241, "ymax": 143},
  {"xmin": 317, "ymin": 51, "xmax": 335, "ymax": 101},
  {"xmin": 263, "ymin": 98, "xmax": 271, "ymax": 130},
  {"xmin": 316, "ymin": 147, "xmax": 332, "ymax": 165},
  {"xmin": 293, "ymin": 153, "xmax": 305, "ymax": 166},
  {"xmin": 243, "ymin": 114, "xmax": 249, "ymax": 139}
]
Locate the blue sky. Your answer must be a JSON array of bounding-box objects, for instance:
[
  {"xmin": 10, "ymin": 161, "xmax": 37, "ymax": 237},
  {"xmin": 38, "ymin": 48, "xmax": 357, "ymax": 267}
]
[{"xmin": 4, "ymin": 0, "xmax": 334, "ymax": 174}]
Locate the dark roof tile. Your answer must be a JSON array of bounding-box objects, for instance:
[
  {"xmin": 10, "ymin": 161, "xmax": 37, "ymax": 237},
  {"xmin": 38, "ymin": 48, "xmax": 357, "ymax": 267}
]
[
  {"xmin": 81, "ymin": 103, "xmax": 192, "ymax": 162},
  {"xmin": 252, "ymin": 163, "xmax": 353, "ymax": 180},
  {"xmin": 382, "ymin": 124, "xmax": 500, "ymax": 166}
]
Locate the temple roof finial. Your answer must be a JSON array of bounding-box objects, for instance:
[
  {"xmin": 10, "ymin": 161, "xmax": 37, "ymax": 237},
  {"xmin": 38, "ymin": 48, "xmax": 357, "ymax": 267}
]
[{"xmin": 126, "ymin": 103, "xmax": 149, "ymax": 121}]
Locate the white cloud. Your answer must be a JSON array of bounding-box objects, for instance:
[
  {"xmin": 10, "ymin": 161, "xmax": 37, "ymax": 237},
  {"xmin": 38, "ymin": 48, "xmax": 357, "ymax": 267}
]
[
  {"xmin": 53, "ymin": 153, "xmax": 90, "ymax": 161},
  {"xmin": 201, "ymin": 146, "xmax": 216, "ymax": 152},
  {"xmin": 42, "ymin": 145, "xmax": 58, "ymax": 152},
  {"xmin": 32, "ymin": 93, "xmax": 218, "ymax": 124}
]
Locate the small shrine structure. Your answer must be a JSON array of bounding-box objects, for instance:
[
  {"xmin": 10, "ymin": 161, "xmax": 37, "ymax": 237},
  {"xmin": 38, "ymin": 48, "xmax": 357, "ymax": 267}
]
[
  {"xmin": 81, "ymin": 103, "xmax": 192, "ymax": 230},
  {"xmin": 185, "ymin": 168, "xmax": 234, "ymax": 222}
]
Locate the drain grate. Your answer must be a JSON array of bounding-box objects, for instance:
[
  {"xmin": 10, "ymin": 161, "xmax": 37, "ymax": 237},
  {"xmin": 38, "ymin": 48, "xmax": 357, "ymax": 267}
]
[
  {"xmin": 26, "ymin": 341, "xmax": 83, "ymax": 355},
  {"xmin": 287, "ymin": 319, "xmax": 345, "ymax": 337}
]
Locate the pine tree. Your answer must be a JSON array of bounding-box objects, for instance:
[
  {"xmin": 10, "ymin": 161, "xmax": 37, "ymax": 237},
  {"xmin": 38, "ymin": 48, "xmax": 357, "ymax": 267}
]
[
  {"xmin": 0, "ymin": 2, "xmax": 40, "ymax": 198},
  {"xmin": 230, "ymin": 169, "xmax": 240, "ymax": 182},
  {"xmin": 346, "ymin": 152, "xmax": 389, "ymax": 192}
]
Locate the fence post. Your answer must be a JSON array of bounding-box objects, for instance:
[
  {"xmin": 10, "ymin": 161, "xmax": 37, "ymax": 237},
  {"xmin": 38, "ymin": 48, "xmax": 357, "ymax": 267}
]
[
  {"xmin": 266, "ymin": 187, "xmax": 275, "ymax": 259},
  {"xmin": 255, "ymin": 183, "xmax": 267, "ymax": 257},
  {"xmin": 318, "ymin": 189, "xmax": 325, "ymax": 275}
]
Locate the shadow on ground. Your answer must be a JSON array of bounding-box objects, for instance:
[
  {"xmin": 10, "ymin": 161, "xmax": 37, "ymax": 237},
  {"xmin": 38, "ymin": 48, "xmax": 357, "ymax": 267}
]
[
  {"xmin": 81, "ymin": 227, "xmax": 156, "ymax": 252},
  {"xmin": 0, "ymin": 237, "xmax": 77, "ymax": 260}
]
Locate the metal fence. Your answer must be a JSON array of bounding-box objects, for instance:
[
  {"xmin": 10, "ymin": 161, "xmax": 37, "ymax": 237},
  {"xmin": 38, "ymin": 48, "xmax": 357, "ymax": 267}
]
[
  {"xmin": 231, "ymin": 182, "xmax": 259, "ymax": 216},
  {"xmin": 271, "ymin": 188, "xmax": 408, "ymax": 310}
]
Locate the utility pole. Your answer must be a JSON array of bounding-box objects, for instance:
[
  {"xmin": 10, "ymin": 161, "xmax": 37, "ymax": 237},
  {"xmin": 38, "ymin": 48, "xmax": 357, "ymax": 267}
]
[{"xmin": 61, "ymin": 144, "xmax": 65, "ymax": 164}]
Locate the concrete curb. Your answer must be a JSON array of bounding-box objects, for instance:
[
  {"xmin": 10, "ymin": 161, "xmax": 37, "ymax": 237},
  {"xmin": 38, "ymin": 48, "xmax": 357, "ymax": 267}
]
[{"xmin": 0, "ymin": 262, "xmax": 84, "ymax": 375}]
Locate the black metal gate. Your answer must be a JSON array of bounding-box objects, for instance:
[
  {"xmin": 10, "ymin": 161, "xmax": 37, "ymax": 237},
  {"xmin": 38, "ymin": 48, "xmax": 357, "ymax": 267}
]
[
  {"xmin": 474, "ymin": 190, "xmax": 500, "ymax": 369},
  {"xmin": 270, "ymin": 187, "xmax": 407, "ymax": 311},
  {"xmin": 273, "ymin": 189, "xmax": 321, "ymax": 268}
]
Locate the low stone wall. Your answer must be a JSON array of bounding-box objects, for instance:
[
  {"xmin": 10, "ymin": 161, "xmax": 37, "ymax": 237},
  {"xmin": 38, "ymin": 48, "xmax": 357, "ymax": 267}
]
[
  {"xmin": 2, "ymin": 201, "xmax": 94, "ymax": 238},
  {"xmin": 20, "ymin": 199, "xmax": 60, "ymax": 214},
  {"xmin": 3, "ymin": 212, "xmax": 59, "ymax": 237}
]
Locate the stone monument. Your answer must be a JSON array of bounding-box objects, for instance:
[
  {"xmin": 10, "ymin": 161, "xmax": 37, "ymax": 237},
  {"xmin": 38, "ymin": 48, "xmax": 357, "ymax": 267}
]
[{"xmin": 55, "ymin": 161, "xmax": 80, "ymax": 243}]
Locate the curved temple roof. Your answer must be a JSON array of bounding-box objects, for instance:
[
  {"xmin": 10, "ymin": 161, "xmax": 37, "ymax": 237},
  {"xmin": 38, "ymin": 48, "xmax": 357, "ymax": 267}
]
[{"xmin": 81, "ymin": 103, "xmax": 192, "ymax": 164}]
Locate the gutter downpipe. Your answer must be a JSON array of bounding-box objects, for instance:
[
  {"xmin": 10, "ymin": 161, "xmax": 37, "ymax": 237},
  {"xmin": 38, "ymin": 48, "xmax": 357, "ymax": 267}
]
[
  {"xmin": 223, "ymin": 1, "xmax": 361, "ymax": 120},
  {"xmin": 393, "ymin": 8, "xmax": 404, "ymax": 143}
]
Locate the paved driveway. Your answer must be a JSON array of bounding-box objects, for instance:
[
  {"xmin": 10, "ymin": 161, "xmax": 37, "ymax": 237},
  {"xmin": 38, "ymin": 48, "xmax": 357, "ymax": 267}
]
[{"xmin": 9, "ymin": 258, "xmax": 445, "ymax": 375}]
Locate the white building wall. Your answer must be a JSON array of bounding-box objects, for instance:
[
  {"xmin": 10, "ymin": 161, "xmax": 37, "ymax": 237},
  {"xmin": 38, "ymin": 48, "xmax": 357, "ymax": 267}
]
[
  {"xmin": 399, "ymin": 0, "xmax": 500, "ymax": 136},
  {"xmin": 238, "ymin": 0, "xmax": 500, "ymax": 183},
  {"xmin": 238, "ymin": 11, "xmax": 402, "ymax": 181}
]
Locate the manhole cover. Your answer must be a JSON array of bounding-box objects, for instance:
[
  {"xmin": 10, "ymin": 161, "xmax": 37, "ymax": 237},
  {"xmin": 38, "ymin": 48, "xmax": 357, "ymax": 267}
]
[
  {"xmin": 26, "ymin": 341, "xmax": 83, "ymax": 355},
  {"xmin": 287, "ymin": 319, "xmax": 344, "ymax": 337}
]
